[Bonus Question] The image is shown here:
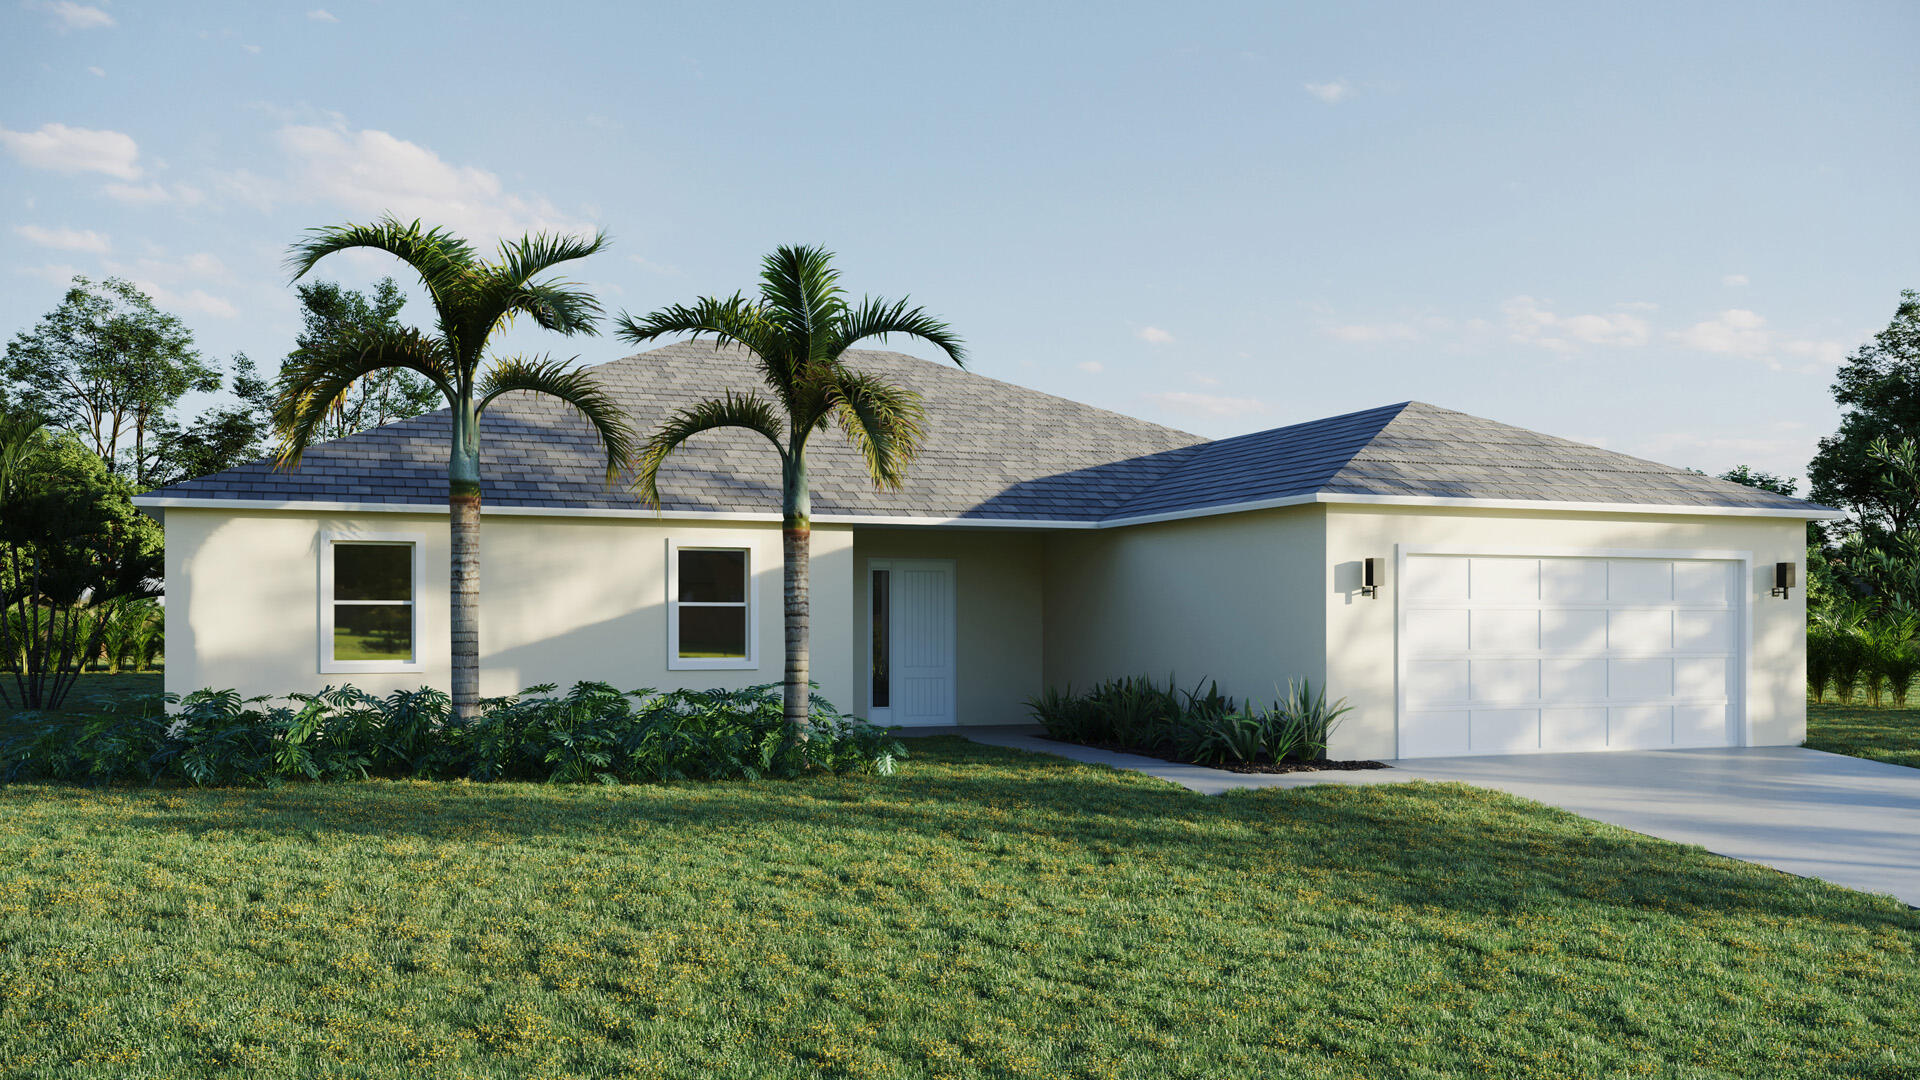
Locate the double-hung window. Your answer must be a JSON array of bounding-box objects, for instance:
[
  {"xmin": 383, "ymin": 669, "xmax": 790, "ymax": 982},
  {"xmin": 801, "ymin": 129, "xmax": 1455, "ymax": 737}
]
[
  {"xmin": 668, "ymin": 542, "xmax": 754, "ymax": 669},
  {"xmin": 320, "ymin": 534, "xmax": 423, "ymax": 673}
]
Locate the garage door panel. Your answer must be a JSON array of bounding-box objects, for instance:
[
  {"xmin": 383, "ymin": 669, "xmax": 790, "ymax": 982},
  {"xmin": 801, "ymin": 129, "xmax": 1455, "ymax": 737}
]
[
  {"xmin": 1675, "ymin": 657, "xmax": 1732, "ymax": 699},
  {"xmin": 1406, "ymin": 660, "xmax": 1468, "ymax": 706},
  {"xmin": 1542, "ymin": 658, "xmax": 1607, "ymax": 700},
  {"xmin": 1673, "ymin": 560, "xmax": 1735, "ymax": 604},
  {"xmin": 1541, "ymin": 609, "xmax": 1607, "ymax": 652},
  {"xmin": 1540, "ymin": 558, "xmax": 1608, "ymax": 603},
  {"xmin": 1541, "ymin": 707, "xmax": 1609, "ymax": 751},
  {"xmin": 1405, "ymin": 609, "xmax": 1469, "ymax": 652},
  {"xmin": 1400, "ymin": 711, "xmax": 1469, "ymax": 758},
  {"xmin": 1674, "ymin": 610, "xmax": 1733, "ymax": 651},
  {"xmin": 1608, "ymin": 560, "xmax": 1673, "ymax": 603},
  {"xmin": 1674, "ymin": 704, "xmax": 1733, "ymax": 747},
  {"xmin": 1471, "ymin": 608, "xmax": 1538, "ymax": 651},
  {"xmin": 1470, "ymin": 659, "xmax": 1540, "ymax": 704},
  {"xmin": 1470, "ymin": 557, "xmax": 1539, "ymax": 602},
  {"xmin": 1471, "ymin": 709, "xmax": 1539, "ymax": 753},
  {"xmin": 1400, "ymin": 553, "xmax": 1742, "ymax": 758},
  {"xmin": 1610, "ymin": 658, "xmax": 1673, "ymax": 700},
  {"xmin": 1609, "ymin": 609, "xmax": 1673, "ymax": 652},
  {"xmin": 1610, "ymin": 705, "xmax": 1674, "ymax": 748}
]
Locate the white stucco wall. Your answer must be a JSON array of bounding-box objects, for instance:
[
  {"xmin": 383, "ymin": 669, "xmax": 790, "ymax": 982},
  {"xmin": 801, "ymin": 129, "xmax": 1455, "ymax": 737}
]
[
  {"xmin": 162, "ymin": 508, "xmax": 853, "ymax": 708},
  {"xmin": 850, "ymin": 527, "xmax": 1046, "ymax": 725},
  {"xmin": 1041, "ymin": 505, "xmax": 1328, "ymax": 711},
  {"xmin": 1322, "ymin": 504, "xmax": 1808, "ymax": 760}
]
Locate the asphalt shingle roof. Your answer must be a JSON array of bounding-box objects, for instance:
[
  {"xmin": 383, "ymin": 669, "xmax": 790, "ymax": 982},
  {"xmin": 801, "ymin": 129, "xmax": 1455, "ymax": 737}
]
[{"xmin": 143, "ymin": 342, "xmax": 1832, "ymax": 521}]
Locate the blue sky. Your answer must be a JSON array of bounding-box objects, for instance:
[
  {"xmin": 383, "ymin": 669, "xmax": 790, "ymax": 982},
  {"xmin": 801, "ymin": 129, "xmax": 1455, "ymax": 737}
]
[{"xmin": 4, "ymin": 0, "xmax": 1916, "ymax": 486}]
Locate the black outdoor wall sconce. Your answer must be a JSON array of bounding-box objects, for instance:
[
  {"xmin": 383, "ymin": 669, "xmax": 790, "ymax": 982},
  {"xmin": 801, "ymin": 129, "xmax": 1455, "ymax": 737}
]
[
  {"xmin": 1361, "ymin": 557, "xmax": 1380, "ymax": 598},
  {"xmin": 1771, "ymin": 561, "xmax": 1796, "ymax": 599}
]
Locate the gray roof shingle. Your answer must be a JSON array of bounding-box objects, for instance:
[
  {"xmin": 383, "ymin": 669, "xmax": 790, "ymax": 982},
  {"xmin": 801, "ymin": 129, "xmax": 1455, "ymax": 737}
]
[{"xmin": 142, "ymin": 344, "xmax": 1833, "ymax": 521}]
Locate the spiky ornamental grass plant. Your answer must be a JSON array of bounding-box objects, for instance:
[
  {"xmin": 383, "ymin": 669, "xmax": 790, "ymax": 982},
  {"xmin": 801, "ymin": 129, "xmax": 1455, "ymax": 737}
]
[
  {"xmin": 614, "ymin": 247, "xmax": 963, "ymax": 739},
  {"xmin": 275, "ymin": 218, "xmax": 637, "ymax": 719}
]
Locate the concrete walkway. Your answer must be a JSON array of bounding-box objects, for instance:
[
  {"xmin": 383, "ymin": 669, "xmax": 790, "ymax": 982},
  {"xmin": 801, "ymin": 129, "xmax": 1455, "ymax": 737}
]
[{"xmin": 944, "ymin": 726, "xmax": 1920, "ymax": 907}]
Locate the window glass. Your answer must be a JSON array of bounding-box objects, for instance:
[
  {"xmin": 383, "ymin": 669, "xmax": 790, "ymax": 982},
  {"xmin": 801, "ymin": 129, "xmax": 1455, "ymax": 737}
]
[
  {"xmin": 678, "ymin": 549, "xmax": 747, "ymax": 603},
  {"xmin": 334, "ymin": 604, "xmax": 413, "ymax": 661},
  {"xmin": 871, "ymin": 569, "xmax": 890, "ymax": 708},
  {"xmin": 679, "ymin": 606, "xmax": 748, "ymax": 658},
  {"xmin": 331, "ymin": 541, "xmax": 414, "ymax": 663},
  {"xmin": 335, "ymin": 543, "xmax": 412, "ymax": 601}
]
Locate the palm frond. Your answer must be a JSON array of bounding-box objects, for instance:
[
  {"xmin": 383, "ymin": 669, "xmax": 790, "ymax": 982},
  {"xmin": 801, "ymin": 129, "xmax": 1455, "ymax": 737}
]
[
  {"xmin": 828, "ymin": 295, "xmax": 967, "ymax": 367},
  {"xmin": 285, "ymin": 216, "xmax": 476, "ymax": 289},
  {"xmin": 631, "ymin": 392, "xmax": 784, "ymax": 508},
  {"xmin": 273, "ymin": 328, "xmax": 454, "ymax": 469},
  {"xmin": 757, "ymin": 245, "xmax": 846, "ymax": 351},
  {"xmin": 492, "ymin": 230, "xmax": 608, "ymax": 285},
  {"xmin": 475, "ymin": 356, "xmax": 637, "ymax": 481},
  {"xmin": 827, "ymin": 368, "xmax": 926, "ymax": 489},
  {"xmin": 613, "ymin": 295, "xmax": 767, "ymax": 351},
  {"xmin": 499, "ymin": 279, "xmax": 604, "ymax": 336}
]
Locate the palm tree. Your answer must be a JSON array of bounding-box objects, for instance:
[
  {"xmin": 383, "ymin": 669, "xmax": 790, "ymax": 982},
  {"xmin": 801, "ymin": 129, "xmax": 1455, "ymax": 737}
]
[
  {"xmin": 277, "ymin": 217, "xmax": 636, "ymax": 719},
  {"xmin": 614, "ymin": 246, "xmax": 963, "ymax": 737}
]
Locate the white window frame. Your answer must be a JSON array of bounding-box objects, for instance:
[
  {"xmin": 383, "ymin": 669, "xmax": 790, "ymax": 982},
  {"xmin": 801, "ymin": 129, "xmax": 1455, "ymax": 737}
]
[
  {"xmin": 319, "ymin": 531, "xmax": 426, "ymax": 674},
  {"xmin": 666, "ymin": 539, "xmax": 758, "ymax": 671}
]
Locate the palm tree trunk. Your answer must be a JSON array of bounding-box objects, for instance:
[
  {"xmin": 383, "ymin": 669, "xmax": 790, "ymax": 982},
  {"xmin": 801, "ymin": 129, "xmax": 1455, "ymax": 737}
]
[
  {"xmin": 450, "ymin": 402, "xmax": 482, "ymax": 720},
  {"xmin": 782, "ymin": 449, "xmax": 811, "ymax": 741}
]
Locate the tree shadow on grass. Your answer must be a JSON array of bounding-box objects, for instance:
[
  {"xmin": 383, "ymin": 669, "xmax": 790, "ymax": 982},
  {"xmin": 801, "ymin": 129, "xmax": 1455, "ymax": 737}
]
[{"xmin": 22, "ymin": 738, "xmax": 1919, "ymax": 934}]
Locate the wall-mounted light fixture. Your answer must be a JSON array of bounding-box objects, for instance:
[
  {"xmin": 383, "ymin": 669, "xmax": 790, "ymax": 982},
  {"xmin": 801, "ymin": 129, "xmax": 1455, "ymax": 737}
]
[
  {"xmin": 1361, "ymin": 557, "xmax": 1380, "ymax": 598},
  {"xmin": 1771, "ymin": 561, "xmax": 1796, "ymax": 599}
]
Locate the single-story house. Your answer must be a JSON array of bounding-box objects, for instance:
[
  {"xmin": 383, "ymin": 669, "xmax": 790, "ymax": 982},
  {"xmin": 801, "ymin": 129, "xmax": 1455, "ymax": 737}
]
[{"xmin": 134, "ymin": 341, "xmax": 1841, "ymax": 760}]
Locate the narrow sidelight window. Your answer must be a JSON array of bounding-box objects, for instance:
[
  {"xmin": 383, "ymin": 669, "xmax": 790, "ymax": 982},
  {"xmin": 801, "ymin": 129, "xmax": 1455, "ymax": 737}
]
[
  {"xmin": 669, "ymin": 546, "xmax": 752, "ymax": 668},
  {"xmin": 871, "ymin": 569, "xmax": 891, "ymax": 708},
  {"xmin": 323, "ymin": 538, "xmax": 419, "ymax": 670}
]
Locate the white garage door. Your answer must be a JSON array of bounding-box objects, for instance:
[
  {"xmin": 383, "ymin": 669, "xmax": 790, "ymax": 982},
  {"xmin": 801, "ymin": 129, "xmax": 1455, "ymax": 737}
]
[{"xmin": 1398, "ymin": 553, "xmax": 1743, "ymax": 758}]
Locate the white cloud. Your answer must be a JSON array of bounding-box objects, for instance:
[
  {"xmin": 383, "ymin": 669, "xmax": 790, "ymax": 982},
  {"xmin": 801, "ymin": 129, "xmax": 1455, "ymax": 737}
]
[
  {"xmin": 243, "ymin": 43, "xmax": 261, "ymax": 54},
  {"xmin": 15, "ymin": 262, "xmax": 80, "ymax": 286},
  {"xmin": 1722, "ymin": 273, "xmax": 1750, "ymax": 287},
  {"xmin": 0, "ymin": 122, "xmax": 140, "ymax": 179},
  {"xmin": 1144, "ymin": 391, "xmax": 1268, "ymax": 417},
  {"xmin": 1502, "ymin": 295, "xmax": 1649, "ymax": 351},
  {"xmin": 1136, "ymin": 326, "xmax": 1175, "ymax": 345},
  {"xmin": 1325, "ymin": 322, "xmax": 1417, "ymax": 344},
  {"xmin": 1304, "ymin": 79, "xmax": 1353, "ymax": 104},
  {"xmin": 1076, "ymin": 361, "xmax": 1104, "ymax": 374},
  {"xmin": 137, "ymin": 283, "xmax": 238, "ymax": 319},
  {"xmin": 1668, "ymin": 308, "xmax": 1848, "ymax": 372},
  {"xmin": 307, "ymin": 8, "xmax": 339, "ymax": 21},
  {"xmin": 86, "ymin": 65, "xmax": 104, "ymax": 77},
  {"xmin": 14, "ymin": 224, "xmax": 109, "ymax": 253},
  {"xmin": 236, "ymin": 122, "xmax": 591, "ymax": 246},
  {"xmin": 30, "ymin": 1, "xmax": 114, "ymax": 31},
  {"xmin": 101, "ymin": 180, "xmax": 204, "ymax": 206}
]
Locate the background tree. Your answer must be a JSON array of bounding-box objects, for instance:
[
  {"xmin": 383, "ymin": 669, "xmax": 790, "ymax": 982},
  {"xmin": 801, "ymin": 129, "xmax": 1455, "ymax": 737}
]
[
  {"xmin": 277, "ymin": 217, "xmax": 635, "ymax": 719},
  {"xmin": 1718, "ymin": 465, "xmax": 1798, "ymax": 498},
  {"xmin": 1809, "ymin": 289, "xmax": 1920, "ymax": 531},
  {"xmin": 0, "ymin": 410, "xmax": 163, "ymax": 708},
  {"xmin": 147, "ymin": 354, "xmax": 275, "ymax": 486},
  {"xmin": 287, "ymin": 278, "xmax": 439, "ymax": 441},
  {"xmin": 615, "ymin": 246, "xmax": 963, "ymax": 738},
  {"xmin": 2, "ymin": 276, "xmax": 219, "ymax": 486}
]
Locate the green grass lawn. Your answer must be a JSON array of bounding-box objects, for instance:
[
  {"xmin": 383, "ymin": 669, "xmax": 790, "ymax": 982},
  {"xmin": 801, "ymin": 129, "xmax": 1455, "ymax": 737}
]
[
  {"xmin": 1806, "ymin": 702, "xmax": 1920, "ymax": 769},
  {"xmin": 0, "ymin": 741, "xmax": 1914, "ymax": 1079}
]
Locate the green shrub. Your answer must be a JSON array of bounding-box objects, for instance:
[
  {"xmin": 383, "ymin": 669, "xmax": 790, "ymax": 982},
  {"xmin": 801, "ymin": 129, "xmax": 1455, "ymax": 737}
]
[
  {"xmin": 0, "ymin": 682, "xmax": 902, "ymax": 787},
  {"xmin": 1029, "ymin": 674, "xmax": 1351, "ymax": 765}
]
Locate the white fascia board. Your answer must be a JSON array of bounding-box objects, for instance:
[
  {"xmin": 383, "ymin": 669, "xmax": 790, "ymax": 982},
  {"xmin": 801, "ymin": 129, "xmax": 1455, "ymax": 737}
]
[{"xmin": 132, "ymin": 490, "xmax": 1845, "ymax": 527}]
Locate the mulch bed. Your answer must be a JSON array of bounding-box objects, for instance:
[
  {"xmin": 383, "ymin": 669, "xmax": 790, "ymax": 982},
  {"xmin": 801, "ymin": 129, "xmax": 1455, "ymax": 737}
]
[{"xmin": 1045, "ymin": 737, "xmax": 1389, "ymax": 774}]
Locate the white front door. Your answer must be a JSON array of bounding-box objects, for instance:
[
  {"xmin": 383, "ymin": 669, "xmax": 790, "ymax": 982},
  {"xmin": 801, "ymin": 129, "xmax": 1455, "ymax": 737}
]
[
  {"xmin": 1398, "ymin": 552, "xmax": 1745, "ymax": 758},
  {"xmin": 868, "ymin": 559, "xmax": 956, "ymax": 727}
]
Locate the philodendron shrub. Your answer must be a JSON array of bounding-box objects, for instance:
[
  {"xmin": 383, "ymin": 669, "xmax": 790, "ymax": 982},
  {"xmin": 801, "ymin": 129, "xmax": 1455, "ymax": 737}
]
[
  {"xmin": 0, "ymin": 682, "xmax": 906, "ymax": 787},
  {"xmin": 1027, "ymin": 674, "xmax": 1352, "ymax": 765}
]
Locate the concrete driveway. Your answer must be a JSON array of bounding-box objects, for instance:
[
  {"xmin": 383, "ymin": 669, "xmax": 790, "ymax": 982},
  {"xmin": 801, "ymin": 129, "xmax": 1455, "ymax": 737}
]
[{"xmin": 956, "ymin": 729, "xmax": 1920, "ymax": 906}]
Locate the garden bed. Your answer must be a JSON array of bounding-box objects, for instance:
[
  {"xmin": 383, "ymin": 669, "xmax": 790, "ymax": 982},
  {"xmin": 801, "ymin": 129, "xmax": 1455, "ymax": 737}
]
[{"xmin": 1043, "ymin": 735, "xmax": 1387, "ymax": 773}]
